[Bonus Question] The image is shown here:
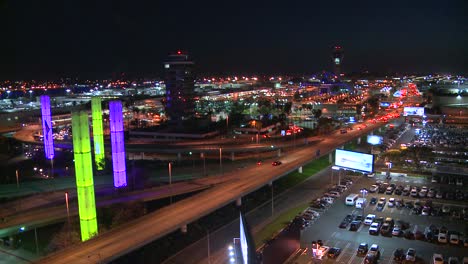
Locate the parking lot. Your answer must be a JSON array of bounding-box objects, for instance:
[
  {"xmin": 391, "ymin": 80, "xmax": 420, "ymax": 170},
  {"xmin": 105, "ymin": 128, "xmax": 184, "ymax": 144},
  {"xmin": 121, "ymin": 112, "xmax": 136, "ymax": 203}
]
[{"xmin": 287, "ymin": 174, "xmax": 467, "ymax": 264}]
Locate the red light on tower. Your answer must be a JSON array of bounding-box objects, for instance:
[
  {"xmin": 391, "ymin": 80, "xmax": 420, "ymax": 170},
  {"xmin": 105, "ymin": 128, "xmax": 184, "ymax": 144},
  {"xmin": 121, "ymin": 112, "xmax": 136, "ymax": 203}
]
[{"xmin": 177, "ymin": 50, "xmax": 181, "ymax": 55}]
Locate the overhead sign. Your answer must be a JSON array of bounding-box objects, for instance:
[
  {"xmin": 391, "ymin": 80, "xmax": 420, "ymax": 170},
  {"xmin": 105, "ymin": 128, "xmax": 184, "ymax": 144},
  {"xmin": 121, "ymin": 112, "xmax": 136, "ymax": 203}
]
[
  {"xmin": 403, "ymin": 107, "xmax": 424, "ymax": 117},
  {"xmin": 335, "ymin": 149, "xmax": 374, "ymax": 173},
  {"xmin": 367, "ymin": 135, "xmax": 383, "ymax": 145}
]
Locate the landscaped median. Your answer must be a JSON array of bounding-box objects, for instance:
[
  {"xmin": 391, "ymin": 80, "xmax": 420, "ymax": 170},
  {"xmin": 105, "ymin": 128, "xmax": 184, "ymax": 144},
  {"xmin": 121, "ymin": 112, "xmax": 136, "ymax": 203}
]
[{"xmin": 254, "ymin": 155, "xmax": 331, "ymax": 248}]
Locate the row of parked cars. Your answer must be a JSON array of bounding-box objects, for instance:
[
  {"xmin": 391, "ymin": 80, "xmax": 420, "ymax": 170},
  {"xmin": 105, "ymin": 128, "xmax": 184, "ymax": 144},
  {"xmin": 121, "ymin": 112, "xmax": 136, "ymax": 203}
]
[{"xmin": 369, "ymin": 181, "xmax": 468, "ymax": 202}]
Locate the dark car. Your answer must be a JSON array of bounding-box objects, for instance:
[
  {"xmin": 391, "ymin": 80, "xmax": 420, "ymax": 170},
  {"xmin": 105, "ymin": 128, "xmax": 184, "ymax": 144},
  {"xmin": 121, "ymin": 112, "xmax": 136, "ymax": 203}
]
[
  {"xmin": 272, "ymin": 161, "xmax": 282, "ymax": 166},
  {"xmin": 393, "ymin": 248, "xmax": 405, "ymax": 262},
  {"xmin": 357, "ymin": 243, "xmax": 368, "ymax": 256},
  {"xmin": 350, "ymin": 221, "xmax": 362, "ymax": 231},
  {"xmin": 339, "ymin": 220, "xmax": 349, "ymax": 229},
  {"xmin": 365, "ymin": 253, "xmax": 378, "ymax": 264},
  {"xmin": 370, "ymin": 197, "xmax": 377, "ymax": 205},
  {"xmin": 404, "ymin": 230, "xmax": 414, "ymax": 239},
  {"xmin": 328, "ymin": 247, "xmax": 341, "ymax": 258}
]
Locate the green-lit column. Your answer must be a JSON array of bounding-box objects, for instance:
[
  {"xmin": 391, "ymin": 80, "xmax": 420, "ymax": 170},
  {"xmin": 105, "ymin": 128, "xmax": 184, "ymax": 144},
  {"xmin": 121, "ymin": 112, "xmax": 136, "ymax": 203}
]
[
  {"xmin": 71, "ymin": 111, "xmax": 98, "ymax": 241},
  {"xmin": 91, "ymin": 97, "xmax": 105, "ymax": 170}
]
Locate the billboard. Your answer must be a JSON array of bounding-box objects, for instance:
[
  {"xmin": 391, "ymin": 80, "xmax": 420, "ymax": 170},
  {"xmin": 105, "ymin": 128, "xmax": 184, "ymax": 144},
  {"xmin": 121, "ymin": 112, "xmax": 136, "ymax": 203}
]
[
  {"xmin": 367, "ymin": 135, "xmax": 383, "ymax": 145},
  {"xmin": 240, "ymin": 214, "xmax": 248, "ymax": 264},
  {"xmin": 403, "ymin": 107, "xmax": 424, "ymax": 117},
  {"xmin": 335, "ymin": 149, "xmax": 374, "ymax": 173}
]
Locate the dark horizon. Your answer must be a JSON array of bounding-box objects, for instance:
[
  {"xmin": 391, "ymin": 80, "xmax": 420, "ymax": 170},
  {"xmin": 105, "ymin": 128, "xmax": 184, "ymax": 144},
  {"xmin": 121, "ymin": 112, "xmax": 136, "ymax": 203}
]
[{"xmin": 2, "ymin": 0, "xmax": 467, "ymax": 81}]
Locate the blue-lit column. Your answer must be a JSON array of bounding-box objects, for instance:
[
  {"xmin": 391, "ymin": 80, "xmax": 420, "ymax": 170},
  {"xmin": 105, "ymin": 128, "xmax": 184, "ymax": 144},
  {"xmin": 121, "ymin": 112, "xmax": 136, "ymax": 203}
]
[
  {"xmin": 40, "ymin": 95, "xmax": 54, "ymax": 160},
  {"xmin": 109, "ymin": 101, "xmax": 127, "ymax": 188}
]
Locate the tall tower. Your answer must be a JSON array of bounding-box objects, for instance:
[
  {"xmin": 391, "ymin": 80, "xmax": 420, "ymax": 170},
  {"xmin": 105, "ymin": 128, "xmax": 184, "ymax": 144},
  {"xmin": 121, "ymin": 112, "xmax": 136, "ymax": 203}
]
[
  {"xmin": 332, "ymin": 46, "xmax": 344, "ymax": 77},
  {"xmin": 163, "ymin": 51, "xmax": 195, "ymax": 122},
  {"xmin": 40, "ymin": 95, "xmax": 54, "ymax": 160},
  {"xmin": 71, "ymin": 111, "xmax": 98, "ymax": 241},
  {"xmin": 109, "ymin": 100, "xmax": 127, "ymax": 188},
  {"xmin": 91, "ymin": 97, "xmax": 105, "ymax": 170}
]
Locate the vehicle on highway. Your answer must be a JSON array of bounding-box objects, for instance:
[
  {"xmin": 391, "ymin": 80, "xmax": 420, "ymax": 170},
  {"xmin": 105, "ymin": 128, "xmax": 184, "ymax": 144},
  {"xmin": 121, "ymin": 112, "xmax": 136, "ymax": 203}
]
[
  {"xmin": 393, "ymin": 248, "xmax": 405, "ymax": 262},
  {"xmin": 328, "ymin": 247, "xmax": 341, "ymax": 258},
  {"xmin": 433, "ymin": 254, "xmax": 444, "ymax": 264},
  {"xmin": 364, "ymin": 214, "xmax": 375, "ymax": 225},
  {"xmin": 357, "ymin": 243, "xmax": 368, "ymax": 256},
  {"xmin": 256, "ymin": 160, "xmax": 262, "ymax": 165},
  {"xmin": 406, "ymin": 248, "xmax": 416, "ymax": 262},
  {"xmin": 271, "ymin": 161, "xmax": 282, "ymax": 166}
]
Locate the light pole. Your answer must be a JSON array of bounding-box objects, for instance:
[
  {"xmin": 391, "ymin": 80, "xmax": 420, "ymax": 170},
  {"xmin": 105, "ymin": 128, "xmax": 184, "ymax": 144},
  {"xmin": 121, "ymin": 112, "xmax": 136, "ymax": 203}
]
[
  {"xmin": 201, "ymin": 152, "xmax": 206, "ymax": 176},
  {"xmin": 219, "ymin": 147, "xmax": 222, "ymax": 175},
  {"xmin": 15, "ymin": 169, "xmax": 19, "ymax": 188},
  {"xmin": 206, "ymin": 228, "xmax": 211, "ymax": 264},
  {"xmin": 168, "ymin": 162, "xmax": 172, "ymax": 204},
  {"xmin": 385, "ymin": 161, "xmax": 392, "ymax": 179},
  {"xmin": 360, "ymin": 188, "xmax": 368, "ymax": 218},
  {"xmin": 331, "ymin": 166, "xmax": 340, "ymax": 185}
]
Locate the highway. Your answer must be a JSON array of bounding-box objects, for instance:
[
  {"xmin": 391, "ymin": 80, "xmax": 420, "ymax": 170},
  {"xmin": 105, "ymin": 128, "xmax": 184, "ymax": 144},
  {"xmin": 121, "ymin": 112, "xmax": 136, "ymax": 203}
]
[
  {"xmin": 0, "ymin": 174, "xmax": 234, "ymax": 238},
  {"xmin": 35, "ymin": 120, "xmax": 384, "ymax": 264}
]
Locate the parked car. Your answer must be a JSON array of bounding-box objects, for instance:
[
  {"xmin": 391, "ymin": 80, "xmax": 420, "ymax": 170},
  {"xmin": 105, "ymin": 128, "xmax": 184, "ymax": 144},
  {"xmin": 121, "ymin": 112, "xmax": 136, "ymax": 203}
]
[
  {"xmin": 370, "ymin": 197, "xmax": 377, "ymax": 205},
  {"xmin": 376, "ymin": 202, "xmax": 385, "ymax": 211},
  {"xmin": 369, "ymin": 223, "xmax": 381, "ymax": 235},
  {"xmin": 388, "ymin": 198, "xmax": 396, "ymax": 207},
  {"xmin": 394, "ymin": 248, "xmax": 405, "ymax": 262},
  {"xmin": 450, "ymin": 233, "xmax": 460, "ymax": 245},
  {"xmin": 349, "ymin": 221, "xmax": 361, "ymax": 231},
  {"xmin": 392, "ymin": 226, "xmax": 402, "ymax": 236},
  {"xmin": 449, "ymin": 257, "xmax": 459, "ymax": 264},
  {"xmin": 357, "ymin": 243, "xmax": 368, "ymax": 256},
  {"xmin": 438, "ymin": 233, "xmax": 448, "ymax": 244},
  {"xmin": 433, "ymin": 254, "xmax": 444, "ymax": 264},
  {"xmin": 364, "ymin": 214, "xmax": 376, "ymax": 225},
  {"xmin": 406, "ymin": 248, "xmax": 416, "ymax": 262},
  {"xmin": 328, "ymin": 247, "xmax": 341, "ymax": 258}
]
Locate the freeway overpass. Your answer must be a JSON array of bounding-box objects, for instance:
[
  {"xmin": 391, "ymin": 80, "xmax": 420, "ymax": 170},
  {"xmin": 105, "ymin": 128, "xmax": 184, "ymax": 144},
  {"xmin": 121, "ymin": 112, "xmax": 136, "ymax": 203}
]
[{"xmin": 35, "ymin": 120, "xmax": 384, "ymax": 264}]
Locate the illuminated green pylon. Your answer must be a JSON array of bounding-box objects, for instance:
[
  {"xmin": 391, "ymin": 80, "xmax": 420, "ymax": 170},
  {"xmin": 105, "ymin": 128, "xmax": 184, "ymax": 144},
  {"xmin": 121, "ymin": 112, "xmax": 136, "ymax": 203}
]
[
  {"xmin": 91, "ymin": 97, "xmax": 105, "ymax": 170},
  {"xmin": 71, "ymin": 111, "xmax": 98, "ymax": 241}
]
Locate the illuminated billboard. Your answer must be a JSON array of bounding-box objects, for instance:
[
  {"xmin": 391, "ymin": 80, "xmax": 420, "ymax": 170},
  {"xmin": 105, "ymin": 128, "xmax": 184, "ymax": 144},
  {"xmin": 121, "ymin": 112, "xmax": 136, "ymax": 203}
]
[
  {"xmin": 335, "ymin": 149, "xmax": 374, "ymax": 173},
  {"xmin": 40, "ymin": 95, "xmax": 54, "ymax": 160},
  {"xmin": 403, "ymin": 107, "xmax": 424, "ymax": 117},
  {"xmin": 380, "ymin": 102, "xmax": 390, "ymax": 107},
  {"xmin": 367, "ymin": 135, "xmax": 383, "ymax": 145},
  {"xmin": 240, "ymin": 214, "xmax": 248, "ymax": 264}
]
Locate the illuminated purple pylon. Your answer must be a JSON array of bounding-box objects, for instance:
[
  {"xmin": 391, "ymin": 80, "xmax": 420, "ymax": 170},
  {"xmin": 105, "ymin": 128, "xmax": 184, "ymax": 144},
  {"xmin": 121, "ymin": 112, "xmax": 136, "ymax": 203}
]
[
  {"xmin": 40, "ymin": 95, "xmax": 54, "ymax": 160},
  {"xmin": 109, "ymin": 101, "xmax": 127, "ymax": 188}
]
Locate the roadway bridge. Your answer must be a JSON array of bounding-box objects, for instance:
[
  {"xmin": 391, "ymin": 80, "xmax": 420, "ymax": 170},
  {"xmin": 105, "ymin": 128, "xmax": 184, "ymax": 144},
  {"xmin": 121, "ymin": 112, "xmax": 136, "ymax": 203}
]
[{"xmin": 35, "ymin": 121, "xmax": 384, "ymax": 264}]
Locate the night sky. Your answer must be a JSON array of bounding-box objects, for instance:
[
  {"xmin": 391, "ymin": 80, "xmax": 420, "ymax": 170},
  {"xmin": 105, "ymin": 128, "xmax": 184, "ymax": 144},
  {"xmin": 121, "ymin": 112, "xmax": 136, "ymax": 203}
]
[{"xmin": 2, "ymin": 0, "xmax": 467, "ymax": 80}]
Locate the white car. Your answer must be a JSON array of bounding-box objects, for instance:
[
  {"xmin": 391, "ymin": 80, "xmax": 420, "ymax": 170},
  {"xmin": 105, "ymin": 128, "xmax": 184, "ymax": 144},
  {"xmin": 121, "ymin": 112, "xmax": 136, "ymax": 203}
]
[
  {"xmin": 364, "ymin": 214, "xmax": 376, "ymax": 225},
  {"xmin": 369, "ymin": 244, "xmax": 380, "ymax": 256},
  {"xmin": 450, "ymin": 234, "xmax": 459, "ymax": 245},
  {"xmin": 433, "ymin": 254, "xmax": 444, "ymax": 264},
  {"xmin": 388, "ymin": 198, "xmax": 395, "ymax": 207},
  {"xmin": 369, "ymin": 185, "xmax": 378, "ymax": 193},
  {"xmin": 392, "ymin": 226, "xmax": 401, "ymax": 236},
  {"xmin": 406, "ymin": 248, "xmax": 416, "ymax": 262},
  {"xmin": 379, "ymin": 197, "xmax": 386, "ymax": 203},
  {"xmin": 438, "ymin": 233, "xmax": 448, "ymax": 244},
  {"xmin": 369, "ymin": 223, "xmax": 380, "ymax": 235}
]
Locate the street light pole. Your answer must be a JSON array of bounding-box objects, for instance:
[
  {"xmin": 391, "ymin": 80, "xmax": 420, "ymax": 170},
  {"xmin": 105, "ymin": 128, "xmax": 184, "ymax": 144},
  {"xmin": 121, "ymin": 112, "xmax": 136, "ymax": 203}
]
[
  {"xmin": 168, "ymin": 162, "xmax": 172, "ymax": 204},
  {"xmin": 219, "ymin": 148, "xmax": 222, "ymax": 175},
  {"xmin": 206, "ymin": 229, "xmax": 211, "ymax": 264},
  {"xmin": 15, "ymin": 169, "xmax": 19, "ymax": 189}
]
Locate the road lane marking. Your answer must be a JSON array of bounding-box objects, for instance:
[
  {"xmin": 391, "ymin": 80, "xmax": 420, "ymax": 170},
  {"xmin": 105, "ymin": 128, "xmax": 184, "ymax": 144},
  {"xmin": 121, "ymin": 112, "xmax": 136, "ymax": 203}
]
[
  {"xmin": 347, "ymin": 251, "xmax": 357, "ymax": 264},
  {"xmin": 357, "ymin": 224, "xmax": 364, "ymax": 232},
  {"xmin": 390, "ymin": 208, "xmax": 395, "ymax": 213},
  {"xmin": 336, "ymin": 242, "xmax": 351, "ymax": 262}
]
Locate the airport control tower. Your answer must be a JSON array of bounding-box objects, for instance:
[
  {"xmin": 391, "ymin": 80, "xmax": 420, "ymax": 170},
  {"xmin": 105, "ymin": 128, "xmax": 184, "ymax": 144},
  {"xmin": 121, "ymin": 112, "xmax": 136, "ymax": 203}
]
[{"xmin": 332, "ymin": 46, "xmax": 344, "ymax": 78}]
